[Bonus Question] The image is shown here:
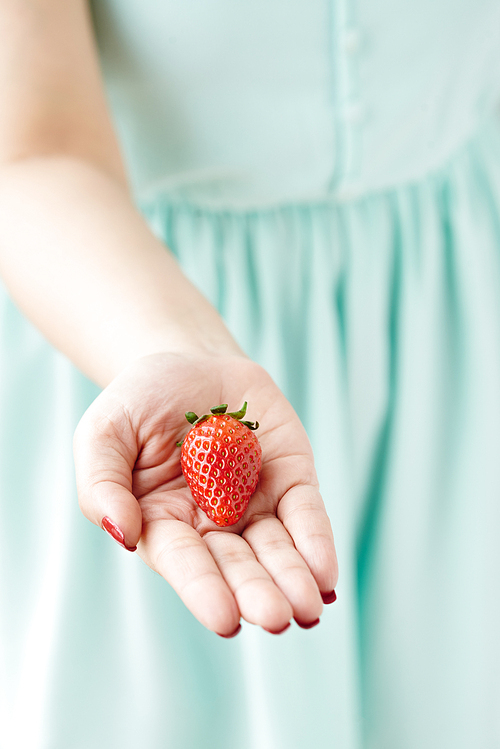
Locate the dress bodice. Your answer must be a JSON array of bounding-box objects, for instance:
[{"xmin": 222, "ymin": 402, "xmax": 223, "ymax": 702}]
[{"xmin": 90, "ymin": 0, "xmax": 500, "ymax": 207}]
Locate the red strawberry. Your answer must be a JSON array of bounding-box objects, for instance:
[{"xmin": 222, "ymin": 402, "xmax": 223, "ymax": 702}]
[{"xmin": 179, "ymin": 402, "xmax": 262, "ymax": 526}]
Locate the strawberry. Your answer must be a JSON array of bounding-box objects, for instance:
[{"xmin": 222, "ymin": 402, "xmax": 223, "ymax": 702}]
[{"xmin": 179, "ymin": 402, "xmax": 262, "ymax": 526}]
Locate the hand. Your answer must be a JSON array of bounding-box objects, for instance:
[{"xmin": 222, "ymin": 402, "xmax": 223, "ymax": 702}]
[{"xmin": 74, "ymin": 352, "xmax": 338, "ymax": 635}]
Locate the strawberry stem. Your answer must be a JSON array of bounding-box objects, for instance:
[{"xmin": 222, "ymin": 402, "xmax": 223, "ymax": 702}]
[{"xmin": 178, "ymin": 401, "xmax": 259, "ymax": 447}]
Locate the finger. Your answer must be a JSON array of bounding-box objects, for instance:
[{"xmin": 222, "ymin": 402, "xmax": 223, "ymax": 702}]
[
  {"xmin": 74, "ymin": 406, "xmax": 143, "ymax": 550},
  {"xmin": 243, "ymin": 516, "xmax": 324, "ymax": 626},
  {"xmin": 277, "ymin": 484, "xmax": 338, "ymax": 596},
  {"xmin": 139, "ymin": 519, "xmax": 241, "ymax": 635},
  {"xmin": 204, "ymin": 531, "xmax": 293, "ymax": 633}
]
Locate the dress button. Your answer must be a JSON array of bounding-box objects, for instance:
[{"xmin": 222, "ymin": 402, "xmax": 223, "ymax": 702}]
[
  {"xmin": 343, "ymin": 101, "xmax": 367, "ymax": 125},
  {"xmin": 341, "ymin": 28, "xmax": 363, "ymax": 54}
]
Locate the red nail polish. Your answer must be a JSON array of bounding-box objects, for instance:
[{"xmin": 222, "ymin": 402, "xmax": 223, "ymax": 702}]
[
  {"xmin": 295, "ymin": 618, "xmax": 320, "ymax": 630},
  {"xmin": 321, "ymin": 589, "xmax": 337, "ymax": 605},
  {"xmin": 102, "ymin": 516, "xmax": 137, "ymax": 552},
  {"xmin": 217, "ymin": 623, "xmax": 242, "ymax": 639},
  {"xmin": 264, "ymin": 623, "xmax": 291, "ymax": 635}
]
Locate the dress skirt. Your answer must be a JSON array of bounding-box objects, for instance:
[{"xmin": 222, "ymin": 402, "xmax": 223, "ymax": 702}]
[{"xmin": 1, "ymin": 117, "xmax": 500, "ymax": 748}]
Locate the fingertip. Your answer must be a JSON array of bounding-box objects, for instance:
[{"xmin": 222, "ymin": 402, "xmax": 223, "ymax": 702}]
[
  {"xmin": 199, "ymin": 590, "xmax": 241, "ymax": 636},
  {"xmin": 298, "ymin": 537, "xmax": 339, "ymax": 596},
  {"xmin": 278, "ymin": 488, "xmax": 339, "ymax": 593},
  {"xmin": 321, "ymin": 589, "xmax": 337, "ymax": 605},
  {"xmin": 86, "ymin": 481, "xmax": 143, "ymax": 547},
  {"xmin": 273, "ymin": 567, "xmax": 323, "ymax": 625},
  {"xmin": 216, "ymin": 623, "xmax": 242, "ymax": 639},
  {"xmin": 264, "ymin": 622, "xmax": 291, "ymax": 635},
  {"xmin": 295, "ymin": 617, "xmax": 320, "ymax": 630},
  {"xmin": 238, "ymin": 580, "xmax": 293, "ymax": 633},
  {"xmin": 102, "ymin": 516, "xmax": 138, "ymax": 552}
]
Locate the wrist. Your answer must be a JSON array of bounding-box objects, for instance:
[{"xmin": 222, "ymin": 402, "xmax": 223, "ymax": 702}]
[{"xmin": 95, "ymin": 301, "xmax": 247, "ymax": 387}]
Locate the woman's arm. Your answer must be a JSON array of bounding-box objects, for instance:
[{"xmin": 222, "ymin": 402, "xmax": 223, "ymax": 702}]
[
  {"xmin": 0, "ymin": 156, "xmax": 244, "ymax": 386},
  {"xmin": 0, "ymin": 0, "xmax": 338, "ymax": 635},
  {"xmin": 0, "ymin": 0, "xmax": 241, "ymax": 388}
]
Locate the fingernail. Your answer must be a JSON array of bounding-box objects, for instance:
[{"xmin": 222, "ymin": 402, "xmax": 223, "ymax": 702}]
[
  {"xmin": 264, "ymin": 622, "xmax": 291, "ymax": 635},
  {"xmin": 102, "ymin": 516, "xmax": 137, "ymax": 552},
  {"xmin": 295, "ymin": 618, "xmax": 320, "ymax": 630},
  {"xmin": 217, "ymin": 623, "xmax": 242, "ymax": 639},
  {"xmin": 321, "ymin": 589, "xmax": 337, "ymax": 605}
]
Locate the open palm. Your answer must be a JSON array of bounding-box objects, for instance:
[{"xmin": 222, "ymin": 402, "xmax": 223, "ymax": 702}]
[{"xmin": 74, "ymin": 352, "xmax": 338, "ymax": 635}]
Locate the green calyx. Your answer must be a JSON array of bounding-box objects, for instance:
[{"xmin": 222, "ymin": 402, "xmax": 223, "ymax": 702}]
[
  {"xmin": 187, "ymin": 401, "xmax": 259, "ymax": 429},
  {"xmin": 176, "ymin": 401, "xmax": 259, "ymax": 447}
]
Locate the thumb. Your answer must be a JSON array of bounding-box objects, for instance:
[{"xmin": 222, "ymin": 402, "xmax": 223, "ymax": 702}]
[{"xmin": 73, "ymin": 401, "xmax": 143, "ymax": 552}]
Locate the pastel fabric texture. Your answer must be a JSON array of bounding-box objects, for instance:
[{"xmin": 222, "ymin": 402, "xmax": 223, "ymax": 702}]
[{"xmin": 1, "ymin": 1, "xmax": 500, "ymax": 748}]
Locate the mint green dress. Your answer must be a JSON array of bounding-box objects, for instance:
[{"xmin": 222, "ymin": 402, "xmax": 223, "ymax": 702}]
[{"xmin": 1, "ymin": 1, "xmax": 500, "ymax": 747}]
